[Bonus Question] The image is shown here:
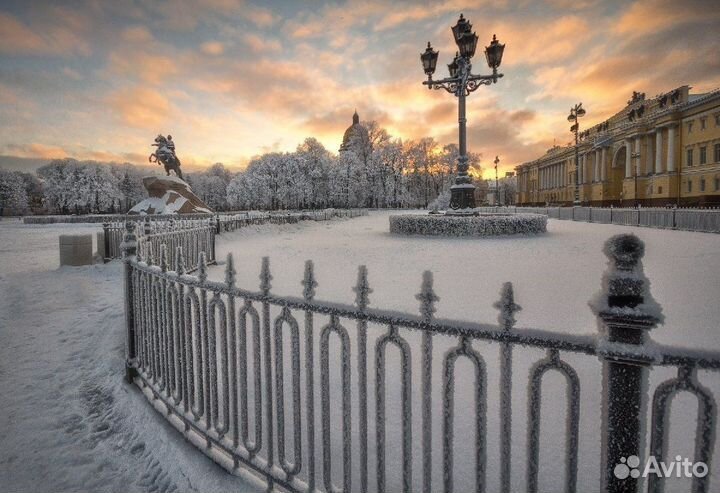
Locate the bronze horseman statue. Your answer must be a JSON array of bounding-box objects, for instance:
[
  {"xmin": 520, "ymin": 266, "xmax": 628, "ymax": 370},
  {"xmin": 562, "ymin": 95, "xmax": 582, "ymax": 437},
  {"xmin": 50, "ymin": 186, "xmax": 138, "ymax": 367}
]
[{"xmin": 149, "ymin": 134, "xmax": 183, "ymax": 180}]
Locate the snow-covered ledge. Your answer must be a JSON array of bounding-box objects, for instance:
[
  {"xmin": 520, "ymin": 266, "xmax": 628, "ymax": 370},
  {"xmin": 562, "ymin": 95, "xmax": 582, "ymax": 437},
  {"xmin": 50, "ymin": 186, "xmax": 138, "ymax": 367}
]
[{"xmin": 389, "ymin": 213, "xmax": 547, "ymax": 237}]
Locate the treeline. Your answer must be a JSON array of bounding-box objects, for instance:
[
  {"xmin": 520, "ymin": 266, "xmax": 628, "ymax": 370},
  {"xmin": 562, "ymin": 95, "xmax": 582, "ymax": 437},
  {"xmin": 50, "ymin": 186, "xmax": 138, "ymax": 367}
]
[{"xmin": 0, "ymin": 121, "xmax": 490, "ymax": 215}]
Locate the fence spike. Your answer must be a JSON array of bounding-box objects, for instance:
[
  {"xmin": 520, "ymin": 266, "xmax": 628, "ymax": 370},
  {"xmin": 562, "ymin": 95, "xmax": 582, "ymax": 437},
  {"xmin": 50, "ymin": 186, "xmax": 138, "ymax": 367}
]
[
  {"xmin": 159, "ymin": 244, "xmax": 168, "ymax": 272},
  {"xmin": 198, "ymin": 252, "xmax": 208, "ymax": 282},
  {"xmin": 225, "ymin": 253, "xmax": 236, "ymax": 288},
  {"xmin": 494, "ymin": 281, "xmax": 521, "ymax": 330},
  {"xmin": 175, "ymin": 246, "xmax": 185, "ymax": 275},
  {"xmin": 416, "ymin": 270, "xmax": 439, "ymax": 321},
  {"xmin": 353, "ymin": 265, "xmax": 372, "ymax": 311},
  {"xmin": 302, "ymin": 260, "xmax": 318, "ymax": 301},
  {"xmin": 260, "ymin": 256, "xmax": 272, "ymax": 295}
]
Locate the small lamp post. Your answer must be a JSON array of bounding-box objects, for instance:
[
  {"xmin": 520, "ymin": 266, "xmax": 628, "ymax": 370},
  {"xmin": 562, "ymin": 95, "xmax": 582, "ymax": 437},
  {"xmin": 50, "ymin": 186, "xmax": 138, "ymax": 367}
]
[
  {"xmin": 568, "ymin": 103, "xmax": 586, "ymax": 206},
  {"xmin": 421, "ymin": 14, "xmax": 505, "ymax": 213},
  {"xmin": 494, "ymin": 155, "xmax": 500, "ymax": 206}
]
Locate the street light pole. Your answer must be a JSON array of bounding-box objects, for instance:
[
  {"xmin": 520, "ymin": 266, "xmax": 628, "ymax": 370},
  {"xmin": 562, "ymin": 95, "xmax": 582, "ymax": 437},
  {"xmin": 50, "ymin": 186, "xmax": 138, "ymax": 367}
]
[
  {"xmin": 420, "ymin": 15, "xmax": 505, "ymax": 214},
  {"xmin": 494, "ymin": 155, "xmax": 500, "ymax": 206},
  {"xmin": 631, "ymin": 150, "xmax": 641, "ymax": 207},
  {"xmin": 568, "ymin": 103, "xmax": 586, "ymax": 206}
]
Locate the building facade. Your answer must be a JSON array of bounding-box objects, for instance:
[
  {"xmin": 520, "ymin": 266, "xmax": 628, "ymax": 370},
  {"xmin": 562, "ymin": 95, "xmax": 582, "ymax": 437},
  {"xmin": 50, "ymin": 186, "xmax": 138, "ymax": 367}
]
[{"xmin": 516, "ymin": 86, "xmax": 720, "ymax": 207}]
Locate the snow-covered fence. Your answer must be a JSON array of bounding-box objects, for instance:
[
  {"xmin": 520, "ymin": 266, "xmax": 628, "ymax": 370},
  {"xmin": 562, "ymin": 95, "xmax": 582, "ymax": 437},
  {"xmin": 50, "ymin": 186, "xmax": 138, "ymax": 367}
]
[
  {"xmin": 120, "ymin": 222, "xmax": 719, "ymax": 493},
  {"xmin": 476, "ymin": 206, "xmax": 720, "ymax": 233},
  {"xmin": 103, "ymin": 218, "xmax": 215, "ymax": 261},
  {"xmin": 136, "ymin": 224, "xmax": 216, "ymax": 273},
  {"xmin": 217, "ymin": 209, "xmax": 368, "ymax": 233}
]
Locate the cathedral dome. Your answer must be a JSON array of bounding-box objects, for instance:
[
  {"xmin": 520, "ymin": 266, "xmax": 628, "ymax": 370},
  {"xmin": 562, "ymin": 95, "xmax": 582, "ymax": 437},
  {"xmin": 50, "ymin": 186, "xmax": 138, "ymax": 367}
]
[{"xmin": 339, "ymin": 110, "xmax": 369, "ymax": 153}]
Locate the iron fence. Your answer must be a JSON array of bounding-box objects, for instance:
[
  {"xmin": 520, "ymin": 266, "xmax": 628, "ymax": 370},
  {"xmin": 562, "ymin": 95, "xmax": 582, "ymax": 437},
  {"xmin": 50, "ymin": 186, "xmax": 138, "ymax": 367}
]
[
  {"xmin": 477, "ymin": 206, "xmax": 720, "ymax": 233},
  {"xmin": 119, "ymin": 221, "xmax": 719, "ymax": 493}
]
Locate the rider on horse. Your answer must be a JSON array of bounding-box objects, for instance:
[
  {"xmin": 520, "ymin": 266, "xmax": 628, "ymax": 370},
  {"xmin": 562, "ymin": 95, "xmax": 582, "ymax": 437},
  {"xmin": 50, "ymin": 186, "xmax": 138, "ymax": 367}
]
[{"xmin": 149, "ymin": 134, "xmax": 183, "ymax": 180}]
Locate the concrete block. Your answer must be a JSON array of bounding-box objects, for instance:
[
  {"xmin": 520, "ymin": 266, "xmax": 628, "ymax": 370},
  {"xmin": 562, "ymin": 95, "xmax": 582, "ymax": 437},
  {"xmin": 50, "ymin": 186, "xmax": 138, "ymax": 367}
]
[{"xmin": 59, "ymin": 234, "xmax": 93, "ymax": 266}]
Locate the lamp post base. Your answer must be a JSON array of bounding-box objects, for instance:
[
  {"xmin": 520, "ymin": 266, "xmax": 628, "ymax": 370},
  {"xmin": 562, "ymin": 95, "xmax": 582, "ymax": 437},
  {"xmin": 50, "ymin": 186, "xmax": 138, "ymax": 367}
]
[{"xmin": 448, "ymin": 183, "xmax": 477, "ymax": 213}]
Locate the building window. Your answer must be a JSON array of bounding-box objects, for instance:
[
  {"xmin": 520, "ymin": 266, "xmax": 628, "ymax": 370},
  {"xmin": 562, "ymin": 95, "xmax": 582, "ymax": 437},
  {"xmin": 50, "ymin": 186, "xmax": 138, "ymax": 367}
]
[
  {"xmin": 716, "ymin": 114, "xmax": 720, "ymax": 126},
  {"xmin": 687, "ymin": 180, "xmax": 693, "ymax": 193},
  {"xmin": 700, "ymin": 178, "xmax": 706, "ymax": 192},
  {"xmin": 715, "ymin": 143, "xmax": 720, "ymax": 162},
  {"xmin": 687, "ymin": 148, "xmax": 694, "ymax": 166},
  {"xmin": 715, "ymin": 178, "xmax": 720, "ymax": 191},
  {"xmin": 658, "ymin": 186, "xmax": 663, "ymax": 194},
  {"xmin": 700, "ymin": 146, "xmax": 707, "ymax": 165},
  {"xmin": 687, "ymin": 121, "xmax": 693, "ymax": 133},
  {"xmin": 700, "ymin": 117, "xmax": 707, "ymax": 130}
]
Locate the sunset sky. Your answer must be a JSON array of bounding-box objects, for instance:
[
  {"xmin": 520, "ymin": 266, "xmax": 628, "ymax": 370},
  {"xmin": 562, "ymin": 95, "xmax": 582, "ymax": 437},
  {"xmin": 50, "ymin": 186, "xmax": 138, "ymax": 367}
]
[{"xmin": 1, "ymin": 0, "xmax": 719, "ymax": 178}]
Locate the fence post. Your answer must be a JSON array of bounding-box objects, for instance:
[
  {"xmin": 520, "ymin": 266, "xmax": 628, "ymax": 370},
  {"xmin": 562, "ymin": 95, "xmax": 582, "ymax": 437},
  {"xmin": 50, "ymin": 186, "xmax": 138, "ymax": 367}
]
[
  {"xmin": 592, "ymin": 234, "xmax": 662, "ymax": 493},
  {"xmin": 215, "ymin": 213, "xmax": 221, "ymax": 234},
  {"xmin": 120, "ymin": 221, "xmax": 138, "ymax": 383},
  {"xmin": 144, "ymin": 216, "xmax": 152, "ymax": 236},
  {"xmin": 102, "ymin": 222, "xmax": 110, "ymax": 262}
]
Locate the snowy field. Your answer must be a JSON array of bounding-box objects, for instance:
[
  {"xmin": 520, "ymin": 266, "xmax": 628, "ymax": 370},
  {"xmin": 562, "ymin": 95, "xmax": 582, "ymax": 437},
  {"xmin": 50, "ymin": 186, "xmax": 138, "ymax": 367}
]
[{"xmin": 1, "ymin": 212, "xmax": 719, "ymax": 493}]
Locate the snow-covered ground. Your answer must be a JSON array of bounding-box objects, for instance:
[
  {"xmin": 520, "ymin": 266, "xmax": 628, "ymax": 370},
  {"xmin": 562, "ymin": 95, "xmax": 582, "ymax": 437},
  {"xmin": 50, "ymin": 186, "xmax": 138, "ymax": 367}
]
[{"xmin": 1, "ymin": 213, "xmax": 719, "ymax": 493}]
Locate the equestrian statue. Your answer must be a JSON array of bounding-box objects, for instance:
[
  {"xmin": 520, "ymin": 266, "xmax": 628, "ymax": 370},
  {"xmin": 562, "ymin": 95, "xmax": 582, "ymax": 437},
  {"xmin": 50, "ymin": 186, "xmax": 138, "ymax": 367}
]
[{"xmin": 149, "ymin": 134, "xmax": 183, "ymax": 180}]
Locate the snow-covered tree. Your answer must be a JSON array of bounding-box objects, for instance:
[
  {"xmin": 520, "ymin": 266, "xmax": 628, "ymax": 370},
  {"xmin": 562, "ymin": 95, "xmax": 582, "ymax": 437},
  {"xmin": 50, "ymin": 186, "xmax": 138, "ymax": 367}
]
[{"xmin": 0, "ymin": 170, "xmax": 30, "ymax": 214}]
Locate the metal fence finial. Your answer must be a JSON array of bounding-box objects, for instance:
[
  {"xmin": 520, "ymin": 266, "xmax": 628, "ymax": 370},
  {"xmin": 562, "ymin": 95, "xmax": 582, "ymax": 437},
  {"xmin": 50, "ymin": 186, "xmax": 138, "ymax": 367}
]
[
  {"xmin": 260, "ymin": 256, "xmax": 272, "ymax": 295},
  {"xmin": 416, "ymin": 270, "xmax": 439, "ymax": 321},
  {"xmin": 198, "ymin": 252, "xmax": 208, "ymax": 283},
  {"xmin": 494, "ymin": 281, "xmax": 521, "ymax": 330},
  {"xmin": 225, "ymin": 252, "xmax": 236, "ymax": 288},
  {"xmin": 353, "ymin": 265, "xmax": 372, "ymax": 311},
  {"xmin": 302, "ymin": 260, "xmax": 318, "ymax": 301},
  {"xmin": 175, "ymin": 246, "xmax": 185, "ymax": 274},
  {"xmin": 591, "ymin": 233, "xmax": 663, "ymax": 337}
]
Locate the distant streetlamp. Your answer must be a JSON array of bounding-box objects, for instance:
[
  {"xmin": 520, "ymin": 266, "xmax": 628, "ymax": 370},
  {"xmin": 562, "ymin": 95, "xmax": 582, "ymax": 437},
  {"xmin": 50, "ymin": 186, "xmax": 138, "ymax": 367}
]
[
  {"xmin": 631, "ymin": 150, "xmax": 641, "ymax": 207},
  {"xmin": 494, "ymin": 155, "xmax": 500, "ymax": 206},
  {"xmin": 567, "ymin": 103, "xmax": 586, "ymax": 206},
  {"xmin": 421, "ymin": 14, "xmax": 505, "ymax": 213}
]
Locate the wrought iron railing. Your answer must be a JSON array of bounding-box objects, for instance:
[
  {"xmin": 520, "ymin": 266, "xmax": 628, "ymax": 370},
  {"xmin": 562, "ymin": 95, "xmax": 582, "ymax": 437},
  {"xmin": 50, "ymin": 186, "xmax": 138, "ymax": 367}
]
[
  {"xmin": 119, "ymin": 222, "xmax": 719, "ymax": 493},
  {"xmin": 104, "ymin": 210, "xmax": 368, "ymax": 260},
  {"xmin": 477, "ymin": 206, "xmax": 720, "ymax": 233}
]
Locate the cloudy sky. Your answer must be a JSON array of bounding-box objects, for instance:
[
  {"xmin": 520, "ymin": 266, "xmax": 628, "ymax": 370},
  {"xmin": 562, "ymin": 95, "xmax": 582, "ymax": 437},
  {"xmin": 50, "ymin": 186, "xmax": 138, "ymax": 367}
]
[{"xmin": 1, "ymin": 0, "xmax": 719, "ymax": 177}]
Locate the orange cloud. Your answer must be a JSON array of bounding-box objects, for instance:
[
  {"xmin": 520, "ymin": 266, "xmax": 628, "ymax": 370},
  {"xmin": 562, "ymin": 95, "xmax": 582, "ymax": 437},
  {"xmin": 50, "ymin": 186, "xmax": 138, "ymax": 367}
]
[
  {"xmin": 242, "ymin": 33, "xmax": 281, "ymax": 53},
  {"xmin": 108, "ymin": 87, "xmax": 174, "ymax": 129},
  {"xmin": 0, "ymin": 11, "xmax": 90, "ymax": 57},
  {"xmin": 201, "ymin": 41, "xmax": 225, "ymax": 55}
]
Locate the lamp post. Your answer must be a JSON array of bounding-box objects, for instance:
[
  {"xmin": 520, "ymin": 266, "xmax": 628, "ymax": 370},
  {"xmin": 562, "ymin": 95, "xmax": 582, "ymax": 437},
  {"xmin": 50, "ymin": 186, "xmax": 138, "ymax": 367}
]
[
  {"xmin": 631, "ymin": 150, "xmax": 641, "ymax": 207},
  {"xmin": 567, "ymin": 103, "xmax": 586, "ymax": 206},
  {"xmin": 421, "ymin": 14, "xmax": 505, "ymax": 213},
  {"xmin": 494, "ymin": 155, "xmax": 500, "ymax": 206}
]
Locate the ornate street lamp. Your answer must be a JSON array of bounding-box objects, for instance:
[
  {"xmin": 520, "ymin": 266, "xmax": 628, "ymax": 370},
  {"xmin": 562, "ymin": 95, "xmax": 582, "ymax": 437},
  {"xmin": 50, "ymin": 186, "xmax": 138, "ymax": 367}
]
[
  {"xmin": 567, "ymin": 102, "xmax": 586, "ymax": 206},
  {"xmin": 420, "ymin": 14, "xmax": 505, "ymax": 213}
]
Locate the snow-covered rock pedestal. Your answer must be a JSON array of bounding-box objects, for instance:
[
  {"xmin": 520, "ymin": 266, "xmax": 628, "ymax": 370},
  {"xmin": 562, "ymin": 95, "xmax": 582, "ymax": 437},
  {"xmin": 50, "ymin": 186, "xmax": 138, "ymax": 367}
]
[
  {"xmin": 128, "ymin": 176, "xmax": 212, "ymax": 215},
  {"xmin": 389, "ymin": 212, "xmax": 547, "ymax": 237}
]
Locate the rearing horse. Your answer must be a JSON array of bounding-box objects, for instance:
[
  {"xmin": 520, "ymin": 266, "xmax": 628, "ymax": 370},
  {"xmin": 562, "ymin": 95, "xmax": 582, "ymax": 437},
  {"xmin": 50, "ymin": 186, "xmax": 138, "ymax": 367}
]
[{"xmin": 149, "ymin": 134, "xmax": 183, "ymax": 180}]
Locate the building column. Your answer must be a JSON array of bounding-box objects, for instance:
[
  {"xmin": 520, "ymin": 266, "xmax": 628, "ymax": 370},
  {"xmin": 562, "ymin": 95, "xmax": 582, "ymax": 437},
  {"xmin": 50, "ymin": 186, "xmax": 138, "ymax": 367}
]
[
  {"xmin": 646, "ymin": 134, "xmax": 654, "ymax": 175},
  {"xmin": 666, "ymin": 126, "xmax": 675, "ymax": 172},
  {"xmin": 655, "ymin": 129, "xmax": 663, "ymax": 174},
  {"xmin": 625, "ymin": 140, "xmax": 632, "ymax": 178},
  {"xmin": 594, "ymin": 150, "xmax": 600, "ymax": 182},
  {"xmin": 581, "ymin": 154, "xmax": 586, "ymax": 183},
  {"xmin": 634, "ymin": 137, "xmax": 641, "ymax": 176},
  {"xmin": 601, "ymin": 147, "xmax": 607, "ymax": 181}
]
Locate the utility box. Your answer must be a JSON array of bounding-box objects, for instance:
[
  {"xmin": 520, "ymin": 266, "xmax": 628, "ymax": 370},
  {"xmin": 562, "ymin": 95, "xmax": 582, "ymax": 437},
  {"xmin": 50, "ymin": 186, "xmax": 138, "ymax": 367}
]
[{"xmin": 59, "ymin": 234, "xmax": 93, "ymax": 266}]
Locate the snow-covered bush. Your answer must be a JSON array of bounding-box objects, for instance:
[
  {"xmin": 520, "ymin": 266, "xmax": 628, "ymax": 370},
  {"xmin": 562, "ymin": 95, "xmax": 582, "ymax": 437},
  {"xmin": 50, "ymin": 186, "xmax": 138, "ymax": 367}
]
[
  {"xmin": 428, "ymin": 190, "xmax": 451, "ymax": 212},
  {"xmin": 389, "ymin": 213, "xmax": 547, "ymax": 237}
]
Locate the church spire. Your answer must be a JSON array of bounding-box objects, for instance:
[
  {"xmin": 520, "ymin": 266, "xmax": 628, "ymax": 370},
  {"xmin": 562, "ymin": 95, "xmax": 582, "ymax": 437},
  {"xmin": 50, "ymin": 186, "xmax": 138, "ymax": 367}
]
[{"xmin": 353, "ymin": 109, "xmax": 359, "ymax": 125}]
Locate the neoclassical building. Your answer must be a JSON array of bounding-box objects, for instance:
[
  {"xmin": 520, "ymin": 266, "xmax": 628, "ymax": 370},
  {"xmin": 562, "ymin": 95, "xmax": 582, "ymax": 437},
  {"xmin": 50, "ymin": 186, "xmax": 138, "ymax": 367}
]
[{"xmin": 516, "ymin": 86, "xmax": 720, "ymax": 206}]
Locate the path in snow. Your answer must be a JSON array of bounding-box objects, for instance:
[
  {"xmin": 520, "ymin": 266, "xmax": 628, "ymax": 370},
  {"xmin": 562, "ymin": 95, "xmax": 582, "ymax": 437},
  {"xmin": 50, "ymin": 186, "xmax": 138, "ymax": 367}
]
[{"xmin": 0, "ymin": 221, "xmax": 258, "ymax": 493}]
